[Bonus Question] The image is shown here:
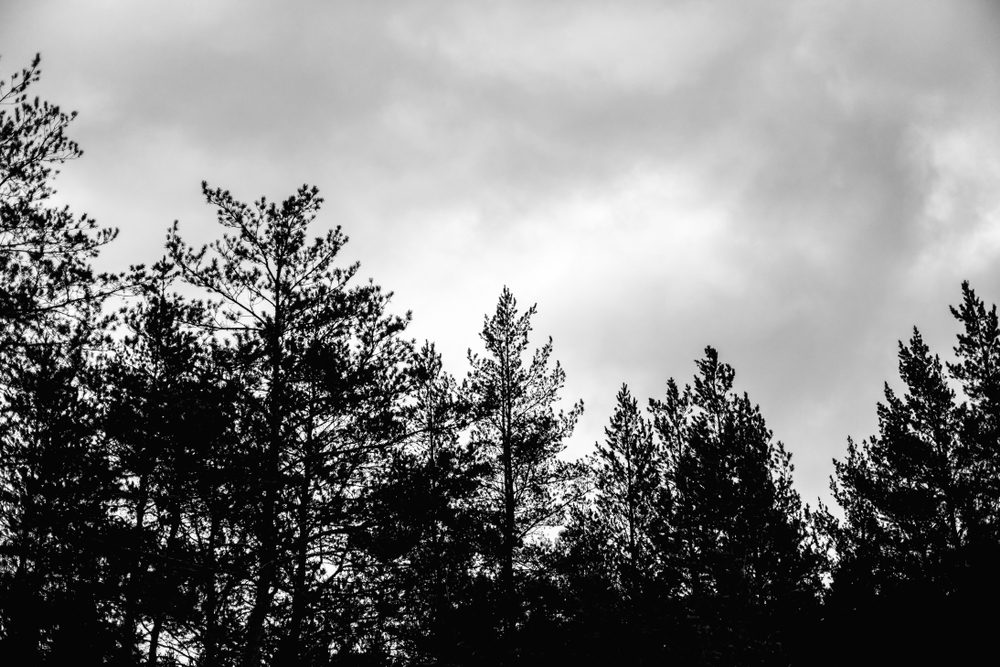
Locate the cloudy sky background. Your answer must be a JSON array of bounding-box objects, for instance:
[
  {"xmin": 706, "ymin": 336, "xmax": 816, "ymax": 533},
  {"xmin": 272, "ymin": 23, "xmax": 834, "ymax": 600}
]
[{"xmin": 3, "ymin": 0, "xmax": 1000, "ymax": 506}]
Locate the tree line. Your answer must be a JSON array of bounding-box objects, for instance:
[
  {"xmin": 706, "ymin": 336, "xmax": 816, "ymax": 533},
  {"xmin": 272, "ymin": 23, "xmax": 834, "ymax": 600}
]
[{"xmin": 2, "ymin": 55, "xmax": 997, "ymax": 666}]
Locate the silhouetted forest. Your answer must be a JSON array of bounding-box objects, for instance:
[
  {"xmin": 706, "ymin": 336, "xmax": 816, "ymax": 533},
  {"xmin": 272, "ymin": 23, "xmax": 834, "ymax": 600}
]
[{"xmin": 3, "ymin": 55, "xmax": 998, "ymax": 666}]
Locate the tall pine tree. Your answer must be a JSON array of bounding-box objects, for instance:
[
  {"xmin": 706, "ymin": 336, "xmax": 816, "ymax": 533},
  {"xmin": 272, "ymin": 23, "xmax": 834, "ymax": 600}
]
[
  {"xmin": 651, "ymin": 347, "xmax": 821, "ymax": 664},
  {"xmin": 0, "ymin": 54, "xmax": 119, "ymax": 665},
  {"xmin": 168, "ymin": 182, "xmax": 411, "ymax": 665},
  {"xmin": 552, "ymin": 383, "xmax": 669, "ymax": 664},
  {"xmin": 0, "ymin": 54, "xmax": 116, "ymax": 350},
  {"xmin": 101, "ymin": 261, "xmax": 250, "ymax": 666},
  {"xmin": 828, "ymin": 282, "xmax": 1000, "ymax": 662},
  {"xmin": 465, "ymin": 287, "xmax": 583, "ymax": 664},
  {"xmin": 591, "ymin": 383, "xmax": 660, "ymax": 596}
]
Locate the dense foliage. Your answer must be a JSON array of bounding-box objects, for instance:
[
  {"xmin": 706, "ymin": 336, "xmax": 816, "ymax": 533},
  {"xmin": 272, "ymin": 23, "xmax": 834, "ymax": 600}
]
[{"xmin": 2, "ymin": 55, "xmax": 998, "ymax": 665}]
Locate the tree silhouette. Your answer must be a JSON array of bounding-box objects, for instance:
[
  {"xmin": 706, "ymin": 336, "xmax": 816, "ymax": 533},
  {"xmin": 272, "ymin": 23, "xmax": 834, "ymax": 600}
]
[
  {"xmin": 168, "ymin": 182, "xmax": 411, "ymax": 665},
  {"xmin": 947, "ymin": 281, "xmax": 1000, "ymax": 544},
  {"xmin": 651, "ymin": 347, "xmax": 821, "ymax": 664},
  {"xmin": 353, "ymin": 342, "xmax": 492, "ymax": 664},
  {"xmin": 465, "ymin": 287, "xmax": 583, "ymax": 664},
  {"xmin": 101, "ymin": 261, "xmax": 251, "ymax": 665},
  {"xmin": 0, "ymin": 318, "xmax": 120, "ymax": 664},
  {"xmin": 827, "ymin": 282, "xmax": 1000, "ymax": 662},
  {"xmin": 0, "ymin": 54, "xmax": 119, "ymax": 665},
  {"xmin": 16, "ymin": 46, "xmax": 1000, "ymax": 667},
  {"xmin": 592, "ymin": 383, "xmax": 660, "ymax": 595},
  {"xmin": 831, "ymin": 328, "xmax": 962, "ymax": 594},
  {"xmin": 0, "ymin": 54, "xmax": 116, "ymax": 351},
  {"xmin": 551, "ymin": 383, "xmax": 670, "ymax": 664}
]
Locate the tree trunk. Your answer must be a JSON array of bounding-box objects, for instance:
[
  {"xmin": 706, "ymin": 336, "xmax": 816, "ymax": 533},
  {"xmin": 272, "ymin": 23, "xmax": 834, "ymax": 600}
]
[
  {"xmin": 198, "ymin": 507, "xmax": 221, "ymax": 667},
  {"xmin": 242, "ymin": 290, "xmax": 284, "ymax": 667},
  {"xmin": 286, "ymin": 443, "xmax": 312, "ymax": 663},
  {"xmin": 146, "ymin": 498, "xmax": 182, "ymax": 667},
  {"xmin": 122, "ymin": 472, "xmax": 150, "ymax": 660},
  {"xmin": 500, "ymin": 351, "xmax": 516, "ymax": 665},
  {"xmin": 242, "ymin": 458, "xmax": 278, "ymax": 667}
]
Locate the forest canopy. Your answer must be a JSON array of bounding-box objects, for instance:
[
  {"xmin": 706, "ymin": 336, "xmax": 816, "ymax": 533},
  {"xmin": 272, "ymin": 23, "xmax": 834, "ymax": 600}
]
[{"xmin": 1, "ymin": 54, "xmax": 997, "ymax": 666}]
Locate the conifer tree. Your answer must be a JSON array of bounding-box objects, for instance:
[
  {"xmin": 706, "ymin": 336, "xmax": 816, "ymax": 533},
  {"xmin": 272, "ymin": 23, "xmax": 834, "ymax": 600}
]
[
  {"xmin": 358, "ymin": 342, "xmax": 492, "ymax": 664},
  {"xmin": 0, "ymin": 54, "xmax": 119, "ymax": 664},
  {"xmin": 947, "ymin": 281, "xmax": 1000, "ymax": 542},
  {"xmin": 831, "ymin": 284, "xmax": 1000, "ymax": 574},
  {"xmin": 651, "ymin": 347, "xmax": 820, "ymax": 664},
  {"xmin": 102, "ymin": 262, "xmax": 250, "ymax": 665},
  {"xmin": 550, "ymin": 383, "xmax": 669, "ymax": 665},
  {"xmin": 0, "ymin": 316, "xmax": 120, "ymax": 664},
  {"xmin": 827, "ymin": 283, "xmax": 1000, "ymax": 662},
  {"xmin": 831, "ymin": 328, "xmax": 963, "ymax": 594},
  {"xmin": 591, "ymin": 383, "xmax": 660, "ymax": 594},
  {"xmin": 167, "ymin": 182, "xmax": 411, "ymax": 666},
  {"xmin": 465, "ymin": 287, "xmax": 583, "ymax": 663},
  {"xmin": 0, "ymin": 54, "xmax": 116, "ymax": 351}
]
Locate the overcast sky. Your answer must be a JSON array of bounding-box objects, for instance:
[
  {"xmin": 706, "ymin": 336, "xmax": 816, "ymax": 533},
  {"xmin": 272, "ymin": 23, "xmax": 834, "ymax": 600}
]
[{"xmin": 4, "ymin": 0, "xmax": 1000, "ymax": 506}]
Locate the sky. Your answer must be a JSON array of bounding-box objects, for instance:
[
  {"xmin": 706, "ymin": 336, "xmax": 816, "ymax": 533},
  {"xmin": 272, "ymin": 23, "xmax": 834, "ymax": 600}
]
[{"xmin": 3, "ymin": 0, "xmax": 1000, "ymax": 506}]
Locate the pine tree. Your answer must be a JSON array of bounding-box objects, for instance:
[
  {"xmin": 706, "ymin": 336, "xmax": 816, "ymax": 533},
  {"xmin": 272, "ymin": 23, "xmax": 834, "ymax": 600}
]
[
  {"xmin": 0, "ymin": 317, "xmax": 120, "ymax": 665},
  {"xmin": 0, "ymin": 54, "xmax": 116, "ymax": 351},
  {"xmin": 101, "ymin": 261, "xmax": 251, "ymax": 665},
  {"xmin": 947, "ymin": 281, "xmax": 1000, "ymax": 543},
  {"xmin": 826, "ymin": 283, "xmax": 1000, "ymax": 662},
  {"xmin": 591, "ymin": 383, "xmax": 660, "ymax": 595},
  {"xmin": 651, "ymin": 347, "xmax": 820, "ymax": 664},
  {"xmin": 465, "ymin": 287, "xmax": 583, "ymax": 663},
  {"xmin": 356, "ymin": 342, "xmax": 493, "ymax": 664},
  {"xmin": 0, "ymin": 54, "xmax": 119, "ymax": 664},
  {"xmin": 550, "ymin": 384, "xmax": 670, "ymax": 665},
  {"xmin": 167, "ymin": 182, "xmax": 411, "ymax": 665},
  {"xmin": 831, "ymin": 328, "xmax": 963, "ymax": 594}
]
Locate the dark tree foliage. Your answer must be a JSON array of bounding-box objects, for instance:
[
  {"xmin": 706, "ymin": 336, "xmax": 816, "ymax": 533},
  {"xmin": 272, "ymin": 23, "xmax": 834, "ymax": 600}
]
[
  {"xmin": 102, "ymin": 262, "xmax": 250, "ymax": 666},
  {"xmin": 465, "ymin": 287, "xmax": 583, "ymax": 665},
  {"xmin": 11, "ymin": 50, "xmax": 1000, "ymax": 667},
  {"xmin": 948, "ymin": 282, "xmax": 1000, "ymax": 542},
  {"xmin": 832, "ymin": 329, "xmax": 962, "ymax": 592},
  {"xmin": 592, "ymin": 384, "xmax": 660, "ymax": 591},
  {"xmin": 550, "ymin": 384, "xmax": 671, "ymax": 665},
  {"xmin": 0, "ymin": 54, "xmax": 116, "ymax": 350},
  {"xmin": 827, "ymin": 282, "xmax": 1000, "ymax": 663},
  {"xmin": 167, "ymin": 182, "xmax": 412, "ymax": 666},
  {"xmin": 359, "ymin": 342, "xmax": 492, "ymax": 665},
  {"xmin": 0, "ymin": 318, "xmax": 120, "ymax": 665},
  {"xmin": 0, "ymin": 55, "xmax": 120, "ymax": 665},
  {"xmin": 551, "ymin": 351, "xmax": 821, "ymax": 665},
  {"xmin": 650, "ymin": 348, "xmax": 822, "ymax": 665}
]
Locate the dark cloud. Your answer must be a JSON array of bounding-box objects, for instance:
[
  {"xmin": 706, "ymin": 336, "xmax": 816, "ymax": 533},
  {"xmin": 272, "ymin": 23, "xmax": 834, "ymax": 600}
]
[{"xmin": 3, "ymin": 0, "xmax": 999, "ymax": 504}]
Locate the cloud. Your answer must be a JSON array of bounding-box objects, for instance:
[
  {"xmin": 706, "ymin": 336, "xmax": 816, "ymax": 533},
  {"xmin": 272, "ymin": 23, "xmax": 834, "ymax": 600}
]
[{"xmin": 2, "ymin": 0, "xmax": 999, "ymax": 503}]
